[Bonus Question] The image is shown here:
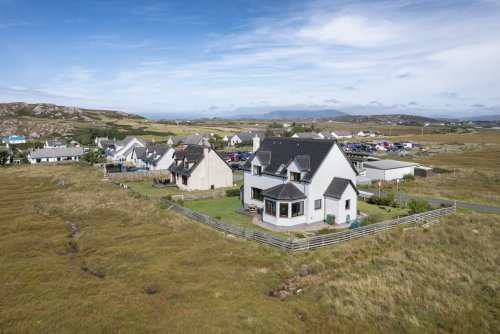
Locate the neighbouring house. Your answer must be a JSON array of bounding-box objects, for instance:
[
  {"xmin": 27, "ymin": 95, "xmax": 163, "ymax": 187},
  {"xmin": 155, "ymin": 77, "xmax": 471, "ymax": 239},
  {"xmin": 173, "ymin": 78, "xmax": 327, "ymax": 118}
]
[
  {"xmin": 105, "ymin": 136, "xmax": 145, "ymax": 162},
  {"xmin": 184, "ymin": 133, "xmax": 213, "ymax": 146},
  {"xmin": 228, "ymin": 132, "xmax": 265, "ymax": 147},
  {"xmin": 242, "ymin": 137, "xmax": 359, "ymax": 227},
  {"xmin": 44, "ymin": 139, "xmax": 67, "ymax": 148},
  {"xmin": 364, "ymin": 160, "xmax": 419, "ymax": 181},
  {"xmin": 291, "ymin": 132, "xmax": 321, "ymax": 139},
  {"xmin": 132, "ymin": 145, "xmax": 175, "ymax": 170},
  {"xmin": 28, "ymin": 147, "xmax": 84, "ymax": 164},
  {"xmin": 168, "ymin": 140, "xmax": 233, "ymax": 191},
  {"xmin": 331, "ymin": 131, "xmax": 353, "ymax": 139},
  {"xmin": 318, "ymin": 132, "xmax": 334, "ymax": 140},
  {"xmin": 2, "ymin": 135, "xmax": 26, "ymax": 145},
  {"xmin": 222, "ymin": 135, "xmax": 229, "ymax": 142},
  {"xmin": 356, "ymin": 130, "xmax": 376, "ymax": 137},
  {"xmin": 167, "ymin": 136, "xmax": 187, "ymax": 146}
]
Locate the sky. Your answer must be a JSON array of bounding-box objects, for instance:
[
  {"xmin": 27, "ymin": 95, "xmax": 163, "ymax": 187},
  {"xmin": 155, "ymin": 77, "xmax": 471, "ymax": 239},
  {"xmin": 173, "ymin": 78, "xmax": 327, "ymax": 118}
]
[{"xmin": 1, "ymin": 0, "xmax": 500, "ymax": 118}]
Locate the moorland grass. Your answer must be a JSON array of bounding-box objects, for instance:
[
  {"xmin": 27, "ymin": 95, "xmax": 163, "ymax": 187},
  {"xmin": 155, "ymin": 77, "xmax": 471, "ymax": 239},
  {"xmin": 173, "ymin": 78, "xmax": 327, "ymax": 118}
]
[{"xmin": 0, "ymin": 164, "xmax": 498, "ymax": 333}]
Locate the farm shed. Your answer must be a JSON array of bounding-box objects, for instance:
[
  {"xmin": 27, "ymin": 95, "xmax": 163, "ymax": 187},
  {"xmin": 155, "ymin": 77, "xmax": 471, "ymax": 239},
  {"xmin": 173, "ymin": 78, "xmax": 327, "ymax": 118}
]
[
  {"xmin": 414, "ymin": 166, "xmax": 433, "ymax": 178},
  {"xmin": 364, "ymin": 160, "xmax": 419, "ymax": 181}
]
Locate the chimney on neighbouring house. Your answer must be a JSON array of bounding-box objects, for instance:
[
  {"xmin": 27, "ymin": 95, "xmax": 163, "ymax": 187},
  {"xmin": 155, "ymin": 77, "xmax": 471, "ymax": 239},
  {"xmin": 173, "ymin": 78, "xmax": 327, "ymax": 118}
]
[{"xmin": 252, "ymin": 135, "xmax": 260, "ymax": 152}]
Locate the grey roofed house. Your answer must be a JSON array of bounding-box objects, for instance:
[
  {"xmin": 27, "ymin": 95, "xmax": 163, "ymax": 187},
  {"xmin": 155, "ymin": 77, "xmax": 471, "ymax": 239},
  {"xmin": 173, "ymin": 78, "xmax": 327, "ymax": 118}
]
[
  {"xmin": 261, "ymin": 183, "xmax": 307, "ymax": 201},
  {"xmin": 46, "ymin": 139, "xmax": 67, "ymax": 147},
  {"xmin": 292, "ymin": 132, "xmax": 321, "ymax": 139},
  {"xmin": 184, "ymin": 134, "xmax": 213, "ymax": 146},
  {"xmin": 320, "ymin": 131, "xmax": 334, "ymax": 140},
  {"xmin": 233, "ymin": 131, "xmax": 265, "ymax": 142},
  {"xmin": 140, "ymin": 145, "xmax": 171, "ymax": 166},
  {"xmin": 242, "ymin": 137, "xmax": 358, "ymax": 182},
  {"xmin": 324, "ymin": 177, "xmax": 359, "ymax": 199},
  {"xmin": 168, "ymin": 136, "xmax": 187, "ymax": 145},
  {"xmin": 364, "ymin": 160, "xmax": 419, "ymax": 170},
  {"xmin": 29, "ymin": 147, "xmax": 84, "ymax": 159},
  {"xmin": 168, "ymin": 145, "xmax": 205, "ymax": 176}
]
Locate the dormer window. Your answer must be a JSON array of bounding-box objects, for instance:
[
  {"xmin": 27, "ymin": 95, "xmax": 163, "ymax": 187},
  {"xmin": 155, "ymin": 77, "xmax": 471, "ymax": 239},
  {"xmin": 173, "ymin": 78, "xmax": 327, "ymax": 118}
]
[
  {"xmin": 184, "ymin": 161, "xmax": 190, "ymax": 169},
  {"xmin": 290, "ymin": 172, "xmax": 301, "ymax": 181},
  {"xmin": 253, "ymin": 165, "xmax": 262, "ymax": 175}
]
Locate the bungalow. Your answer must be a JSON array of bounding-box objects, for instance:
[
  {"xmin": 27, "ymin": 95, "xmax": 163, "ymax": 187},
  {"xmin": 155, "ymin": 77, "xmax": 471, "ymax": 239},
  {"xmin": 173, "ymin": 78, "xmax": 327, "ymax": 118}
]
[
  {"xmin": 2, "ymin": 135, "xmax": 26, "ymax": 145},
  {"xmin": 44, "ymin": 139, "xmax": 67, "ymax": 148},
  {"xmin": 132, "ymin": 145, "xmax": 175, "ymax": 170},
  {"xmin": 356, "ymin": 130, "xmax": 376, "ymax": 137},
  {"xmin": 364, "ymin": 160, "xmax": 419, "ymax": 181},
  {"xmin": 168, "ymin": 140, "xmax": 233, "ymax": 191},
  {"xmin": 291, "ymin": 132, "xmax": 321, "ymax": 139},
  {"xmin": 229, "ymin": 132, "xmax": 265, "ymax": 147},
  {"xmin": 242, "ymin": 137, "xmax": 359, "ymax": 227},
  {"xmin": 331, "ymin": 131, "xmax": 353, "ymax": 139},
  {"xmin": 184, "ymin": 133, "xmax": 213, "ymax": 146},
  {"xmin": 318, "ymin": 132, "xmax": 334, "ymax": 140},
  {"xmin": 28, "ymin": 147, "xmax": 84, "ymax": 164}
]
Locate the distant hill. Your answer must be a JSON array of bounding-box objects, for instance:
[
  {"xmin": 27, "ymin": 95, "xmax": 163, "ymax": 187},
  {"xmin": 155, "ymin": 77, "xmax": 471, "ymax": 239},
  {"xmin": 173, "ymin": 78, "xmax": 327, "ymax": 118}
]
[
  {"xmin": 233, "ymin": 109, "xmax": 347, "ymax": 120},
  {"xmin": 333, "ymin": 114, "xmax": 443, "ymax": 124},
  {"xmin": 461, "ymin": 114, "xmax": 500, "ymax": 121},
  {"xmin": 0, "ymin": 102, "xmax": 144, "ymax": 121}
]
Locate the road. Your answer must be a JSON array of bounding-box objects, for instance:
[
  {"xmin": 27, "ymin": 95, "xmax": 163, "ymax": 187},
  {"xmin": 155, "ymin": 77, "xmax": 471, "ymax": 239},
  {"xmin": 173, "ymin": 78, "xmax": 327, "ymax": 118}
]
[{"xmin": 363, "ymin": 191, "xmax": 500, "ymax": 214}]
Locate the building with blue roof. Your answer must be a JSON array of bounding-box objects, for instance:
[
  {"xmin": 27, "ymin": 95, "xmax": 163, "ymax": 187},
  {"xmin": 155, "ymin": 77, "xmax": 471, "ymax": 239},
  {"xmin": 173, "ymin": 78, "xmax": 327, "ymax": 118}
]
[{"xmin": 2, "ymin": 135, "xmax": 26, "ymax": 144}]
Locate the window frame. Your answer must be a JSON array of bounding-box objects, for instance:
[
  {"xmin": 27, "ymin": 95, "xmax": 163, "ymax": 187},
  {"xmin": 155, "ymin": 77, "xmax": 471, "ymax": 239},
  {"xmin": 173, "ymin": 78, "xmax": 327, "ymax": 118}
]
[
  {"xmin": 314, "ymin": 199, "xmax": 322, "ymax": 210},
  {"xmin": 291, "ymin": 201, "xmax": 304, "ymax": 217},
  {"xmin": 253, "ymin": 165, "xmax": 262, "ymax": 176},
  {"xmin": 345, "ymin": 199, "xmax": 350, "ymax": 210},
  {"xmin": 251, "ymin": 187, "xmax": 263, "ymax": 201},
  {"xmin": 290, "ymin": 171, "xmax": 301, "ymax": 181},
  {"xmin": 265, "ymin": 199, "xmax": 276, "ymax": 216},
  {"xmin": 279, "ymin": 203, "xmax": 289, "ymax": 218}
]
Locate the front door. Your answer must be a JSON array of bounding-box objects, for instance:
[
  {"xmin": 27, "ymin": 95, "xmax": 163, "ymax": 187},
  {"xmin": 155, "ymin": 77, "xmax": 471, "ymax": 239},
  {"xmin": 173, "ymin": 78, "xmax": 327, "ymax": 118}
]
[{"xmin": 346, "ymin": 214, "xmax": 350, "ymax": 223}]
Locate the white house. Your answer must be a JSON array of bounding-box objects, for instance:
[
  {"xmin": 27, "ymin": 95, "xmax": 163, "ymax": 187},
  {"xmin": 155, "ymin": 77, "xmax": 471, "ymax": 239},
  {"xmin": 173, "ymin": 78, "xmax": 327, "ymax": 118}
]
[
  {"xmin": 364, "ymin": 160, "xmax": 419, "ymax": 181},
  {"xmin": 357, "ymin": 130, "xmax": 376, "ymax": 137},
  {"xmin": 331, "ymin": 131, "xmax": 352, "ymax": 139},
  {"xmin": 291, "ymin": 132, "xmax": 321, "ymax": 139},
  {"xmin": 44, "ymin": 139, "xmax": 67, "ymax": 148},
  {"xmin": 106, "ymin": 136, "xmax": 145, "ymax": 162},
  {"xmin": 168, "ymin": 140, "xmax": 233, "ymax": 191},
  {"xmin": 28, "ymin": 147, "xmax": 84, "ymax": 164},
  {"xmin": 167, "ymin": 136, "xmax": 186, "ymax": 146},
  {"xmin": 132, "ymin": 145, "xmax": 175, "ymax": 170},
  {"xmin": 2, "ymin": 135, "xmax": 26, "ymax": 145},
  {"xmin": 242, "ymin": 137, "xmax": 359, "ymax": 227},
  {"xmin": 229, "ymin": 132, "xmax": 265, "ymax": 147},
  {"xmin": 318, "ymin": 132, "xmax": 334, "ymax": 140}
]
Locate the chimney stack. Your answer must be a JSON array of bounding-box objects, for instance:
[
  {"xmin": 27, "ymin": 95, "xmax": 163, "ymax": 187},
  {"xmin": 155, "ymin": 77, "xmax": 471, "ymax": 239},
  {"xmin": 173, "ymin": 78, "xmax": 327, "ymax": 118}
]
[{"xmin": 252, "ymin": 135, "xmax": 260, "ymax": 152}]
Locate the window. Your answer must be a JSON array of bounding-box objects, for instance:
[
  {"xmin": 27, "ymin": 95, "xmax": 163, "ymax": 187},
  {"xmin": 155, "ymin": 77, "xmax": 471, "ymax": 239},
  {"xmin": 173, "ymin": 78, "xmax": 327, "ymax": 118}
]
[
  {"xmin": 182, "ymin": 175, "xmax": 188, "ymax": 185},
  {"xmin": 184, "ymin": 161, "xmax": 189, "ymax": 169},
  {"xmin": 314, "ymin": 199, "xmax": 322, "ymax": 210},
  {"xmin": 290, "ymin": 172, "xmax": 301, "ymax": 181},
  {"xmin": 251, "ymin": 187, "xmax": 263, "ymax": 201},
  {"xmin": 279, "ymin": 203, "xmax": 289, "ymax": 218},
  {"xmin": 345, "ymin": 199, "xmax": 350, "ymax": 210},
  {"xmin": 265, "ymin": 200, "xmax": 276, "ymax": 216},
  {"xmin": 291, "ymin": 201, "xmax": 304, "ymax": 217},
  {"xmin": 253, "ymin": 165, "xmax": 262, "ymax": 175}
]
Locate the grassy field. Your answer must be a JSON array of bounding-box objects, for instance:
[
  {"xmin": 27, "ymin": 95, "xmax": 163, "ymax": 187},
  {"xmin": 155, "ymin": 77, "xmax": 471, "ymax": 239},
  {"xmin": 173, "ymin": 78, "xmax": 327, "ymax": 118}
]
[
  {"xmin": 0, "ymin": 164, "xmax": 499, "ymax": 333},
  {"xmin": 367, "ymin": 148, "xmax": 500, "ymax": 207},
  {"xmin": 357, "ymin": 200, "xmax": 409, "ymax": 223},
  {"xmin": 182, "ymin": 197, "xmax": 288, "ymax": 238}
]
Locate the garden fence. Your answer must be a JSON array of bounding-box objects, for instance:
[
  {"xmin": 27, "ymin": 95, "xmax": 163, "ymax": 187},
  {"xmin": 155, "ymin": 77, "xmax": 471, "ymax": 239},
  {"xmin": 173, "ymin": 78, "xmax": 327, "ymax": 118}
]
[{"xmin": 160, "ymin": 198, "xmax": 456, "ymax": 252}]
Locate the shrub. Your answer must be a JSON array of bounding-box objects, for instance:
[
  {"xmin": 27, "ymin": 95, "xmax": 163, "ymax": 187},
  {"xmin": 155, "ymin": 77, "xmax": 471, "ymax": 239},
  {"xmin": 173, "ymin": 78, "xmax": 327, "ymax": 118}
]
[
  {"xmin": 225, "ymin": 188, "xmax": 240, "ymax": 197},
  {"xmin": 407, "ymin": 199, "xmax": 432, "ymax": 215},
  {"xmin": 362, "ymin": 213, "xmax": 385, "ymax": 225},
  {"xmin": 368, "ymin": 195, "xmax": 395, "ymax": 206},
  {"xmin": 295, "ymin": 233, "xmax": 306, "ymax": 238},
  {"xmin": 403, "ymin": 173, "xmax": 415, "ymax": 181},
  {"xmin": 214, "ymin": 215, "xmax": 222, "ymax": 220}
]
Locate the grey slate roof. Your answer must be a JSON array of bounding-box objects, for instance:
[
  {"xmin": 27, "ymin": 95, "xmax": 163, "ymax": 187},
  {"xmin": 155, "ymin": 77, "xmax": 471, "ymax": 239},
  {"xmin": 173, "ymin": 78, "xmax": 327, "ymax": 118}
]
[
  {"xmin": 293, "ymin": 132, "xmax": 321, "ymax": 139},
  {"xmin": 234, "ymin": 131, "xmax": 265, "ymax": 142},
  {"xmin": 262, "ymin": 183, "xmax": 306, "ymax": 201},
  {"xmin": 242, "ymin": 137, "xmax": 337, "ymax": 182},
  {"xmin": 30, "ymin": 147, "xmax": 84, "ymax": 159},
  {"xmin": 324, "ymin": 177, "xmax": 359, "ymax": 199},
  {"xmin": 364, "ymin": 160, "xmax": 418, "ymax": 170},
  {"xmin": 168, "ymin": 145, "xmax": 205, "ymax": 176},
  {"xmin": 184, "ymin": 134, "xmax": 206, "ymax": 145}
]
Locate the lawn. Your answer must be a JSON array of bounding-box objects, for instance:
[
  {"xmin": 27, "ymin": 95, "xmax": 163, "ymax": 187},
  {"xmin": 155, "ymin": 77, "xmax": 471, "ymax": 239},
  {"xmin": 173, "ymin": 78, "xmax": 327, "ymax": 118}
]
[
  {"xmin": 0, "ymin": 164, "xmax": 498, "ymax": 333},
  {"xmin": 183, "ymin": 196, "xmax": 289, "ymax": 237},
  {"xmin": 357, "ymin": 200, "xmax": 409, "ymax": 224}
]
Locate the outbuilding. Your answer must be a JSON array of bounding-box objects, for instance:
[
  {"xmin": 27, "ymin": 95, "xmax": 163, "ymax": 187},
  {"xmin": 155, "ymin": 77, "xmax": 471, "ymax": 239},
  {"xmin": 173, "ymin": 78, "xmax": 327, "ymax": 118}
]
[{"xmin": 364, "ymin": 160, "xmax": 419, "ymax": 181}]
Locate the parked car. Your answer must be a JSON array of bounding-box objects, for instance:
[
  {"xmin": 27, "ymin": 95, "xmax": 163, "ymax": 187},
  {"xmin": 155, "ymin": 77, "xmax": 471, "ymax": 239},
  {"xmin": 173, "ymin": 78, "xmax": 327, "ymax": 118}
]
[{"xmin": 230, "ymin": 163, "xmax": 241, "ymax": 170}]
